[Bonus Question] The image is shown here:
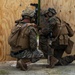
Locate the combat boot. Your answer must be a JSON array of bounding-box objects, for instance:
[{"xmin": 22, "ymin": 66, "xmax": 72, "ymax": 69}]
[
  {"xmin": 18, "ymin": 59, "xmax": 30, "ymax": 71},
  {"xmin": 73, "ymin": 55, "xmax": 75, "ymax": 60},
  {"xmin": 16, "ymin": 60, "xmax": 20, "ymax": 68},
  {"xmin": 16, "ymin": 59, "xmax": 20, "ymax": 68},
  {"xmin": 47, "ymin": 56, "xmax": 58, "ymax": 68}
]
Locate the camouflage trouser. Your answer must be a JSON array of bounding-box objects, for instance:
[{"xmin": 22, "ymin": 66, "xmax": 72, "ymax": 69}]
[
  {"xmin": 39, "ymin": 35, "xmax": 54, "ymax": 58},
  {"xmin": 39, "ymin": 36, "xmax": 48, "ymax": 58},
  {"xmin": 56, "ymin": 55, "xmax": 74, "ymax": 66},
  {"xmin": 10, "ymin": 49, "xmax": 43, "ymax": 59},
  {"xmin": 54, "ymin": 45, "xmax": 74, "ymax": 66},
  {"xmin": 39, "ymin": 35, "xmax": 74, "ymax": 65}
]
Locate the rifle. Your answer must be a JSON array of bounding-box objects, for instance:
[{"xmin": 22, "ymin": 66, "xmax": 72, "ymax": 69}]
[
  {"xmin": 30, "ymin": 0, "xmax": 40, "ymax": 26},
  {"xmin": 30, "ymin": 3, "xmax": 38, "ymax": 25}
]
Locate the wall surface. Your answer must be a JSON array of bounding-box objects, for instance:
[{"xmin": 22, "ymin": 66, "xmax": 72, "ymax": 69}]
[
  {"xmin": 41, "ymin": 0, "xmax": 75, "ymax": 56},
  {"xmin": 0, "ymin": 0, "xmax": 37, "ymax": 61},
  {"xmin": 0, "ymin": 0, "xmax": 75, "ymax": 61},
  {"xmin": 41, "ymin": 0, "xmax": 75, "ymax": 31}
]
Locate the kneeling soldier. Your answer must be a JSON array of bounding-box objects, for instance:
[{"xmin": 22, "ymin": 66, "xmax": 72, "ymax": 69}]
[{"xmin": 8, "ymin": 9, "xmax": 43, "ymax": 71}]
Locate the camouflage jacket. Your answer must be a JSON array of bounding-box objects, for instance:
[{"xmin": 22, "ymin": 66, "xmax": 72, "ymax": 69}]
[{"xmin": 10, "ymin": 23, "xmax": 37, "ymax": 52}]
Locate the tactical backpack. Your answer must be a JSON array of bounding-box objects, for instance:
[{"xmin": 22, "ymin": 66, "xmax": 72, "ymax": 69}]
[
  {"xmin": 52, "ymin": 20, "xmax": 74, "ymax": 54},
  {"xmin": 65, "ymin": 22, "xmax": 74, "ymax": 37},
  {"xmin": 8, "ymin": 23, "xmax": 36, "ymax": 51}
]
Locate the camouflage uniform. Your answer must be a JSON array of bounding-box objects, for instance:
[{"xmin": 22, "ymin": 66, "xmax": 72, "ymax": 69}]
[
  {"xmin": 49, "ymin": 17, "xmax": 74, "ymax": 65},
  {"xmin": 10, "ymin": 9, "xmax": 43, "ymax": 70},
  {"xmin": 10, "ymin": 26, "xmax": 41, "ymax": 59},
  {"xmin": 39, "ymin": 8, "xmax": 75, "ymax": 67}
]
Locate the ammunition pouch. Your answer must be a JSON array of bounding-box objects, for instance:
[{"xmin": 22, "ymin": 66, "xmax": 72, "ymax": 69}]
[{"xmin": 59, "ymin": 35, "xmax": 68, "ymax": 45}]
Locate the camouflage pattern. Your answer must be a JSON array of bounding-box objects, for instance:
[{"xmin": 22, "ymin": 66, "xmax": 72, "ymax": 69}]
[
  {"xmin": 39, "ymin": 8, "xmax": 74, "ymax": 66},
  {"xmin": 29, "ymin": 29, "xmax": 37, "ymax": 50},
  {"xmin": 10, "ymin": 9, "xmax": 43, "ymax": 61},
  {"xmin": 15, "ymin": 9, "xmax": 35, "ymax": 25},
  {"xmin": 50, "ymin": 18, "xmax": 74, "ymax": 65},
  {"xmin": 39, "ymin": 35, "xmax": 48, "ymax": 58},
  {"xmin": 39, "ymin": 14, "xmax": 61, "ymax": 58},
  {"xmin": 22, "ymin": 8, "xmax": 35, "ymax": 17},
  {"xmin": 10, "ymin": 25, "xmax": 43, "ymax": 60},
  {"xmin": 56, "ymin": 55, "xmax": 75, "ymax": 66}
]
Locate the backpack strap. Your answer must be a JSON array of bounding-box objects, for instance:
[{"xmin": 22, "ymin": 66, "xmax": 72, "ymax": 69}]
[
  {"xmin": 21, "ymin": 23, "xmax": 37, "ymax": 37},
  {"xmin": 50, "ymin": 19, "xmax": 63, "ymax": 42}
]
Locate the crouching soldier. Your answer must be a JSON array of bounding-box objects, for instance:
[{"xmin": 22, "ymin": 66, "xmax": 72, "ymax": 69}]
[
  {"xmin": 8, "ymin": 9, "xmax": 43, "ymax": 71},
  {"xmin": 47, "ymin": 8, "xmax": 75, "ymax": 67},
  {"xmin": 39, "ymin": 8, "xmax": 75, "ymax": 68},
  {"xmin": 39, "ymin": 8, "xmax": 58, "ymax": 68}
]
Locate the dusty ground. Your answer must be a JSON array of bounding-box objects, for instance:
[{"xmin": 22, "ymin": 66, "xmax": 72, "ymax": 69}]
[{"xmin": 0, "ymin": 60, "xmax": 75, "ymax": 75}]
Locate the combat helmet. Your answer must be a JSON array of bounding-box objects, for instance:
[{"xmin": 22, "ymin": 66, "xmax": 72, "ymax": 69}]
[
  {"xmin": 48, "ymin": 8, "xmax": 57, "ymax": 16},
  {"xmin": 21, "ymin": 8, "xmax": 35, "ymax": 19},
  {"xmin": 40, "ymin": 8, "xmax": 57, "ymax": 17},
  {"xmin": 40, "ymin": 9, "xmax": 48, "ymax": 15}
]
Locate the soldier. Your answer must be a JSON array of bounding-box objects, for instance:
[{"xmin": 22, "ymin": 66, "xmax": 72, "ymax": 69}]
[
  {"xmin": 15, "ymin": 9, "xmax": 35, "ymax": 25},
  {"xmin": 8, "ymin": 9, "xmax": 43, "ymax": 71},
  {"xmin": 39, "ymin": 9, "xmax": 58, "ymax": 68},
  {"xmin": 39, "ymin": 8, "xmax": 75, "ymax": 68}
]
